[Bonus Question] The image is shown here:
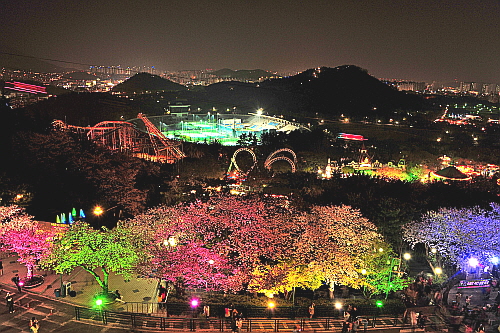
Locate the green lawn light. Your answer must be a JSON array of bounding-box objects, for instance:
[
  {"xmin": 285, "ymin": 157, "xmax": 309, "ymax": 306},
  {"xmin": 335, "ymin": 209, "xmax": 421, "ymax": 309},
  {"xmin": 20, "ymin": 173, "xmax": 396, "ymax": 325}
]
[{"xmin": 376, "ymin": 300, "xmax": 384, "ymax": 308}]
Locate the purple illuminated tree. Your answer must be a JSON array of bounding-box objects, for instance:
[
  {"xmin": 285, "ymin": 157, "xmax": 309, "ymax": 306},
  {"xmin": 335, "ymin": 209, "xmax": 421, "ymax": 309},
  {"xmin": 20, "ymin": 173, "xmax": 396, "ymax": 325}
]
[{"xmin": 403, "ymin": 203, "xmax": 500, "ymax": 270}]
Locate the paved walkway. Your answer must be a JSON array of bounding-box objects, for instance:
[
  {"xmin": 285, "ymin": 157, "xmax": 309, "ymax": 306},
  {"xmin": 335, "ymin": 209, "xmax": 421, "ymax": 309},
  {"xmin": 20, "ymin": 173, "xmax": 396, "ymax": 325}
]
[
  {"xmin": 0, "ymin": 253, "xmax": 158, "ymax": 307},
  {"xmin": 0, "ymin": 253, "xmax": 486, "ymax": 333},
  {"xmin": 0, "ymin": 253, "xmax": 158, "ymax": 332}
]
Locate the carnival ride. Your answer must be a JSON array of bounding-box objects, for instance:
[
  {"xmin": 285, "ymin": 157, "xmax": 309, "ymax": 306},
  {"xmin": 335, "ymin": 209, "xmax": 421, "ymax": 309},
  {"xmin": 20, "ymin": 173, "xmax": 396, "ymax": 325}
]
[
  {"xmin": 226, "ymin": 148, "xmax": 297, "ymax": 181},
  {"xmin": 52, "ymin": 113, "xmax": 185, "ymax": 163}
]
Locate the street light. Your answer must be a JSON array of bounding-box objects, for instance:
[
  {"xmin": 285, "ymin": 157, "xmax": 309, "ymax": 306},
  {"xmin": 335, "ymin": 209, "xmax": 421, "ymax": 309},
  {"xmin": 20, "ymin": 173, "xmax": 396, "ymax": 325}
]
[
  {"xmin": 93, "ymin": 206, "xmax": 104, "ymax": 216},
  {"xmin": 373, "ymin": 300, "xmax": 384, "ymax": 327},
  {"xmin": 267, "ymin": 301, "xmax": 275, "ymax": 318},
  {"xmin": 469, "ymin": 257, "xmax": 479, "ymax": 267}
]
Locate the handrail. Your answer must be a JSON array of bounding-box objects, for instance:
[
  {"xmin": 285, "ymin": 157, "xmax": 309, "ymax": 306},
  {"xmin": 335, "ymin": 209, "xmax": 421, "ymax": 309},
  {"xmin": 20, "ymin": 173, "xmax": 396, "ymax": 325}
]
[{"xmin": 74, "ymin": 305, "xmax": 417, "ymax": 332}]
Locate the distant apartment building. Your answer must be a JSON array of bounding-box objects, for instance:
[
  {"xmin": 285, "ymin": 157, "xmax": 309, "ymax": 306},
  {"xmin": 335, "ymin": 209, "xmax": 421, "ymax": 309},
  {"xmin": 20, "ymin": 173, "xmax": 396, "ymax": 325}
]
[
  {"xmin": 459, "ymin": 82, "xmax": 499, "ymax": 95},
  {"xmin": 385, "ymin": 80, "xmax": 426, "ymax": 92},
  {"xmin": 164, "ymin": 70, "xmax": 220, "ymax": 86},
  {"xmin": 89, "ymin": 66, "xmax": 158, "ymax": 76}
]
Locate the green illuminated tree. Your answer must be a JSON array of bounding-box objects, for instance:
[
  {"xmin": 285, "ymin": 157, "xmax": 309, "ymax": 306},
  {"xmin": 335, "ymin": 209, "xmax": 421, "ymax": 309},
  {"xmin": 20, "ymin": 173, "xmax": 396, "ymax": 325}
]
[
  {"xmin": 360, "ymin": 242, "xmax": 410, "ymax": 298},
  {"xmin": 40, "ymin": 222, "xmax": 141, "ymax": 294}
]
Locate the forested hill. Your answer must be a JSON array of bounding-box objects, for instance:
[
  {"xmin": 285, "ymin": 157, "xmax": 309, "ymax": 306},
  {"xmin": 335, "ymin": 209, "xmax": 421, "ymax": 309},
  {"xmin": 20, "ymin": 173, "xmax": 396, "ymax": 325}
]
[{"xmin": 205, "ymin": 65, "xmax": 426, "ymax": 119}]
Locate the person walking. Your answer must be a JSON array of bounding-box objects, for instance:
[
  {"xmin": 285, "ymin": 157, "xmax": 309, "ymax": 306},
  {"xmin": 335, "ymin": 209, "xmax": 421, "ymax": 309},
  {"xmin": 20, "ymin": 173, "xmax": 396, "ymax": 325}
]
[
  {"xmin": 12, "ymin": 274, "xmax": 21, "ymax": 292},
  {"xmin": 203, "ymin": 305, "xmax": 210, "ymax": 319},
  {"xmin": 30, "ymin": 317, "xmax": 39, "ymax": 333},
  {"xmin": 308, "ymin": 303, "xmax": 315, "ymax": 319},
  {"xmin": 6, "ymin": 292, "xmax": 14, "ymax": 313}
]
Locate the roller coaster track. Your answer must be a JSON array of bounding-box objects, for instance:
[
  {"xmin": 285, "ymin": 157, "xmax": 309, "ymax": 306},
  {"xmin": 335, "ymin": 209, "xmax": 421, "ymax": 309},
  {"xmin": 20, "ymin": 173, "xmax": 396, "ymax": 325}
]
[
  {"xmin": 52, "ymin": 114, "xmax": 185, "ymax": 163},
  {"xmin": 264, "ymin": 148, "xmax": 297, "ymax": 173}
]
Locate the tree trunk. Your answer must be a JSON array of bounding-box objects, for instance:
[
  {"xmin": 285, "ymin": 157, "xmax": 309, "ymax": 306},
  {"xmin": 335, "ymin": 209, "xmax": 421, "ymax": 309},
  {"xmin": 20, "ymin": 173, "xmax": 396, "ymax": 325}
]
[
  {"xmin": 84, "ymin": 267, "xmax": 108, "ymax": 294},
  {"xmin": 329, "ymin": 281, "xmax": 335, "ymax": 299},
  {"xmin": 103, "ymin": 267, "xmax": 109, "ymax": 294},
  {"xmin": 27, "ymin": 264, "xmax": 33, "ymax": 279}
]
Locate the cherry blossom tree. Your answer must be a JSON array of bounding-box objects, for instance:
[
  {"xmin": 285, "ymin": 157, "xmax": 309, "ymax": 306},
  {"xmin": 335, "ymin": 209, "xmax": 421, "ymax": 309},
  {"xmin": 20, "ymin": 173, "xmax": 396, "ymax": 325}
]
[
  {"xmin": 0, "ymin": 205, "xmax": 54, "ymax": 279},
  {"xmin": 126, "ymin": 195, "xmax": 299, "ymax": 292},
  {"xmin": 402, "ymin": 203, "xmax": 500, "ymax": 270},
  {"xmin": 126, "ymin": 196, "xmax": 389, "ymax": 298},
  {"xmin": 40, "ymin": 221, "xmax": 140, "ymax": 294},
  {"xmin": 295, "ymin": 205, "xmax": 384, "ymax": 298}
]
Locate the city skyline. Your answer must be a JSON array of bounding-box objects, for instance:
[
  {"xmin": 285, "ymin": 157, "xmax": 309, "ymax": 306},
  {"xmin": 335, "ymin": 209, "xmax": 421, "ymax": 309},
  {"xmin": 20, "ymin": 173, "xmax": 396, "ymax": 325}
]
[{"xmin": 1, "ymin": 0, "xmax": 500, "ymax": 83}]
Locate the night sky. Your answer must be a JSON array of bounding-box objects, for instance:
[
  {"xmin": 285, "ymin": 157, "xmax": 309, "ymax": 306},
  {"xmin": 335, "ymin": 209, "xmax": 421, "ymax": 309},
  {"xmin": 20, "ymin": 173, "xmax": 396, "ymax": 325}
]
[{"xmin": 1, "ymin": 0, "xmax": 499, "ymax": 83}]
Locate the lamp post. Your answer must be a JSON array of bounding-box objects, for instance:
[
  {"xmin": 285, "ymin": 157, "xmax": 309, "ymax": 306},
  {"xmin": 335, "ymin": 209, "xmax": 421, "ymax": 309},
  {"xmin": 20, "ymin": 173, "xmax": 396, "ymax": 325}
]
[{"xmin": 468, "ymin": 257, "xmax": 479, "ymax": 278}]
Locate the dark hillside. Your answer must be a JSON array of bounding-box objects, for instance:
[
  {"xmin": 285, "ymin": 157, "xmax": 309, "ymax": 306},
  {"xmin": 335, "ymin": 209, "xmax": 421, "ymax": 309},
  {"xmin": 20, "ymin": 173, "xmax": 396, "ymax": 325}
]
[
  {"xmin": 204, "ymin": 65, "xmax": 425, "ymax": 119},
  {"xmin": 112, "ymin": 72, "xmax": 187, "ymax": 93},
  {"xmin": 23, "ymin": 92, "xmax": 139, "ymax": 128}
]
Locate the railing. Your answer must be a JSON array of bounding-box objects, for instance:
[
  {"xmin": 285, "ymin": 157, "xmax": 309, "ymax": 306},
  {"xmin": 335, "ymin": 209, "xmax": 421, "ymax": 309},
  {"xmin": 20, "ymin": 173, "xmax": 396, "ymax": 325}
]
[
  {"xmin": 75, "ymin": 306, "xmax": 413, "ymax": 332},
  {"xmin": 113, "ymin": 303, "xmax": 405, "ymax": 318}
]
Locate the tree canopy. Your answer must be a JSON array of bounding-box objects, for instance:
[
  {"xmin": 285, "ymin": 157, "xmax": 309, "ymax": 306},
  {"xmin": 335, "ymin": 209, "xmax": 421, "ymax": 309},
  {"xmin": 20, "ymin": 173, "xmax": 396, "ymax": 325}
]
[
  {"xmin": 40, "ymin": 221, "xmax": 141, "ymax": 294},
  {"xmin": 402, "ymin": 203, "xmax": 500, "ymax": 269},
  {"xmin": 125, "ymin": 195, "xmax": 390, "ymax": 296}
]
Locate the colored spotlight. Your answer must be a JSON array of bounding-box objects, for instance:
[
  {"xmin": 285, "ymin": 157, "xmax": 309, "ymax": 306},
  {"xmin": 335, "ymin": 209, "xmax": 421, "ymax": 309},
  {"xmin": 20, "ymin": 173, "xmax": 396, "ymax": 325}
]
[{"xmin": 191, "ymin": 299, "xmax": 199, "ymax": 307}]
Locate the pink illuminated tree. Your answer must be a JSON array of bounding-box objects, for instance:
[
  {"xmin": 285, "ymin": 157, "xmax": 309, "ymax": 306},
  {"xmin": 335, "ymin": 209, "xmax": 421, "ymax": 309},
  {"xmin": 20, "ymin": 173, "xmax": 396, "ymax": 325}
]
[
  {"xmin": 126, "ymin": 195, "xmax": 388, "ymax": 297},
  {"xmin": 126, "ymin": 195, "xmax": 299, "ymax": 292},
  {"xmin": 0, "ymin": 205, "xmax": 54, "ymax": 279}
]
